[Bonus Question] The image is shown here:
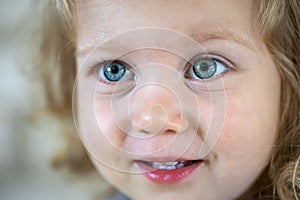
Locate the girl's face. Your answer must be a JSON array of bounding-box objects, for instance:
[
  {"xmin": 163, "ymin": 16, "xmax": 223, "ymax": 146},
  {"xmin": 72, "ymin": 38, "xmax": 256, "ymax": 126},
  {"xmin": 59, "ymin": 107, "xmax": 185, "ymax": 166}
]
[{"xmin": 75, "ymin": 1, "xmax": 280, "ymax": 200}]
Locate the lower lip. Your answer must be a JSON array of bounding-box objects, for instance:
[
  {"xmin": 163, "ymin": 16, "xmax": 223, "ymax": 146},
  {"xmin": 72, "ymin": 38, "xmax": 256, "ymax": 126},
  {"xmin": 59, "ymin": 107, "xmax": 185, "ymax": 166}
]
[{"xmin": 136, "ymin": 161, "xmax": 202, "ymax": 184}]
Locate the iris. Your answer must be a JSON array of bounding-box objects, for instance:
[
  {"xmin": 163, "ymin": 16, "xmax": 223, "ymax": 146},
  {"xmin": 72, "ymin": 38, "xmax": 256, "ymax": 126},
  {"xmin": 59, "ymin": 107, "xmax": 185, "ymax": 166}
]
[
  {"xmin": 193, "ymin": 59, "xmax": 217, "ymax": 79},
  {"xmin": 103, "ymin": 62, "xmax": 126, "ymax": 82}
]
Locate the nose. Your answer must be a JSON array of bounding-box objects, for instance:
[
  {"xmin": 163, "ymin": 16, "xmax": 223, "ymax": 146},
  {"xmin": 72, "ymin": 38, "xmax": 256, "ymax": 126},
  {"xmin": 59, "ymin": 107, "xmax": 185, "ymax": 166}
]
[{"xmin": 129, "ymin": 84, "xmax": 188, "ymax": 135}]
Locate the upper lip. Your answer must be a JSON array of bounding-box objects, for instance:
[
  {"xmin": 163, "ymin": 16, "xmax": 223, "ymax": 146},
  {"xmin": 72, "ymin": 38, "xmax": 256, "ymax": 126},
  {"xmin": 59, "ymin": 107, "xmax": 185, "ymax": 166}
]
[{"xmin": 123, "ymin": 134, "xmax": 207, "ymax": 162}]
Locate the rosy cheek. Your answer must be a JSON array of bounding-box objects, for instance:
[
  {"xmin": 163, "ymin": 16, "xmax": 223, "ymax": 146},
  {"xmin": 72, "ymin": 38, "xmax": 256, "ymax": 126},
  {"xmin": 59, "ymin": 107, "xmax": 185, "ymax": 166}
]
[
  {"xmin": 215, "ymin": 99, "xmax": 275, "ymax": 162},
  {"xmin": 94, "ymin": 99, "xmax": 126, "ymax": 146},
  {"xmin": 95, "ymin": 100, "xmax": 112, "ymax": 126}
]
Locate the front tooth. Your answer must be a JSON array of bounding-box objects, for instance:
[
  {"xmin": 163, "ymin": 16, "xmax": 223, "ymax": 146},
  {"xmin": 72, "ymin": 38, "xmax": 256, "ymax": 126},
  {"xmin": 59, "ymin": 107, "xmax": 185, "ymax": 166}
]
[
  {"xmin": 158, "ymin": 164, "xmax": 167, "ymax": 170},
  {"xmin": 166, "ymin": 165, "xmax": 176, "ymax": 170},
  {"xmin": 152, "ymin": 162, "xmax": 167, "ymax": 169},
  {"xmin": 165, "ymin": 161, "xmax": 178, "ymax": 166},
  {"xmin": 152, "ymin": 161, "xmax": 182, "ymax": 170}
]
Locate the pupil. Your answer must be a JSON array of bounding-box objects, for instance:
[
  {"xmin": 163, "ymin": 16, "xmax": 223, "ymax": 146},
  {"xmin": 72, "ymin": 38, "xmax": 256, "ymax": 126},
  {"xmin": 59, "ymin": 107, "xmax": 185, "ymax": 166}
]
[
  {"xmin": 200, "ymin": 63, "xmax": 209, "ymax": 72},
  {"xmin": 110, "ymin": 65, "xmax": 119, "ymax": 74}
]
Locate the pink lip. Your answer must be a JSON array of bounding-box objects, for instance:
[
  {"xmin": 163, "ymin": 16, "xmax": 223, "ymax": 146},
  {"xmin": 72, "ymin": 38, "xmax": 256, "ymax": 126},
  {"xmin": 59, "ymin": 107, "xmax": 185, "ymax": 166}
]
[{"xmin": 135, "ymin": 160, "xmax": 202, "ymax": 184}]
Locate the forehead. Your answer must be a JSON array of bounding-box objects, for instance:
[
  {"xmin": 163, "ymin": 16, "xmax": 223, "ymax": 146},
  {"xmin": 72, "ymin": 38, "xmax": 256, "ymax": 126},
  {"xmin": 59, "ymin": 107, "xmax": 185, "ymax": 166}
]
[{"xmin": 73, "ymin": 0, "xmax": 256, "ymax": 50}]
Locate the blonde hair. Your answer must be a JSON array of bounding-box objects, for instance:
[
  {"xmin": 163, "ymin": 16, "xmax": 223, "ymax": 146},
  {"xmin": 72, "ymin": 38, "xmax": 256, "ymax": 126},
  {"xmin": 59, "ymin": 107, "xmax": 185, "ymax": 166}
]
[{"xmin": 34, "ymin": 0, "xmax": 300, "ymax": 199}]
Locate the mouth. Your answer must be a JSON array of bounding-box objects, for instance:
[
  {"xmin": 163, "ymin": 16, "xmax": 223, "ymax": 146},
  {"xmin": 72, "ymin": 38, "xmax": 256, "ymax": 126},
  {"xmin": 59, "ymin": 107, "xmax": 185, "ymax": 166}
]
[
  {"xmin": 135, "ymin": 159, "xmax": 203, "ymax": 184},
  {"xmin": 140, "ymin": 160, "xmax": 200, "ymax": 170}
]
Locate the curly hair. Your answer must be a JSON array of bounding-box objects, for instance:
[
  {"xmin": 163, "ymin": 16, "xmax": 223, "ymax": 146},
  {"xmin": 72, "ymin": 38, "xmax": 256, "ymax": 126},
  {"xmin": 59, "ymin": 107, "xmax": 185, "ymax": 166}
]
[
  {"xmin": 34, "ymin": 0, "xmax": 300, "ymax": 199},
  {"xmin": 256, "ymin": 0, "xmax": 300, "ymax": 199}
]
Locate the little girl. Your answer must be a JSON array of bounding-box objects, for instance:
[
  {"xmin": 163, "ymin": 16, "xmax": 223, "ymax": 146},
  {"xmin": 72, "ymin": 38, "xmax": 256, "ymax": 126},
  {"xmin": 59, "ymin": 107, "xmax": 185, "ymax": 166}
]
[{"xmin": 34, "ymin": 0, "xmax": 299, "ymax": 199}]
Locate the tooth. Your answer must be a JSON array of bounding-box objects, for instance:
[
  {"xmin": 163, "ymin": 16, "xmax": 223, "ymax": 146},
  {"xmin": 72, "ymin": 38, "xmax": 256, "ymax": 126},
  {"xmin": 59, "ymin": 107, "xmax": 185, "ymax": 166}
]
[
  {"xmin": 151, "ymin": 161, "xmax": 185, "ymax": 170},
  {"xmin": 176, "ymin": 162, "xmax": 185, "ymax": 169},
  {"xmin": 165, "ymin": 161, "xmax": 178, "ymax": 166},
  {"xmin": 152, "ymin": 162, "xmax": 160, "ymax": 169},
  {"xmin": 166, "ymin": 165, "xmax": 176, "ymax": 170},
  {"xmin": 158, "ymin": 164, "xmax": 167, "ymax": 170},
  {"xmin": 152, "ymin": 162, "xmax": 167, "ymax": 170}
]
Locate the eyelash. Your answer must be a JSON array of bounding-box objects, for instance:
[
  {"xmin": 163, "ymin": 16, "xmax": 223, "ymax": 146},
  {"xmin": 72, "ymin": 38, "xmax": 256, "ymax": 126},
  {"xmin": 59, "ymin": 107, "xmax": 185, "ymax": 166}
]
[{"xmin": 90, "ymin": 54, "xmax": 235, "ymax": 84}]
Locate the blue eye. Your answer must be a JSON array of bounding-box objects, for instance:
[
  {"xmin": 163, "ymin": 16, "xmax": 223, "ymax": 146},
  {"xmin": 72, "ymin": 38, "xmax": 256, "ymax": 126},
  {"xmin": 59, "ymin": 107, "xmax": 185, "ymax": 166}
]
[
  {"xmin": 103, "ymin": 61, "xmax": 126, "ymax": 82},
  {"xmin": 96, "ymin": 60, "xmax": 136, "ymax": 83},
  {"xmin": 97, "ymin": 61, "xmax": 135, "ymax": 83},
  {"xmin": 186, "ymin": 56, "xmax": 229, "ymax": 80},
  {"xmin": 95, "ymin": 60, "xmax": 136, "ymax": 93}
]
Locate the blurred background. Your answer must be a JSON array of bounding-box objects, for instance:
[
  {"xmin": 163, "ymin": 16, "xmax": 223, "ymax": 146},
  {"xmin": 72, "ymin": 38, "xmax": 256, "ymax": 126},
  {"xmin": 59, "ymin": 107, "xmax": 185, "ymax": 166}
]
[{"xmin": 0, "ymin": 1, "xmax": 109, "ymax": 199}]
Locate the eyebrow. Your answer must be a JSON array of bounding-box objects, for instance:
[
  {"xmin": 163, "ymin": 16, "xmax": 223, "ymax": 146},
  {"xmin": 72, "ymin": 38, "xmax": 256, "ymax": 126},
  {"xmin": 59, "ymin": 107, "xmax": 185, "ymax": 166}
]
[
  {"xmin": 192, "ymin": 29, "xmax": 256, "ymax": 51},
  {"xmin": 77, "ymin": 29, "xmax": 256, "ymax": 56}
]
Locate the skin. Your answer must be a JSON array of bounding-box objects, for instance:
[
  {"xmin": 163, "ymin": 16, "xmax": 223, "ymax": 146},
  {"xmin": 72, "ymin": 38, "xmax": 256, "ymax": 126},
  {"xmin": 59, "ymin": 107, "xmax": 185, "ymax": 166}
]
[{"xmin": 74, "ymin": 1, "xmax": 281, "ymax": 200}]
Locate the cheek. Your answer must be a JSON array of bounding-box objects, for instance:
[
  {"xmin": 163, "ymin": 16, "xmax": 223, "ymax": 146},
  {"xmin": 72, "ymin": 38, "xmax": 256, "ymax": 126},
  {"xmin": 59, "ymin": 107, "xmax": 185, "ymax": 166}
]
[
  {"xmin": 77, "ymin": 97, "xmax": 129, "ymax": 168},
  {"xmin": 76, "ymin": 89, "xmax": 118, "ymax": 147},
  {"xmin": 93, "ymin": 99, "xmax": 126, "ymax": 146},
  {"xmin": 215, "ymin": 93, "xmax": 279, "ymax": 163},
  {"xmin": 214, "ymin": 60, "xmax": 280, "ymax": 162},
  {"xmin": 208, "ymin": 90, "xmax": 279, "ymax": 196},
  {"xmin": 94, "ymin": 100, "xmax": 113, "ymax": 129}
]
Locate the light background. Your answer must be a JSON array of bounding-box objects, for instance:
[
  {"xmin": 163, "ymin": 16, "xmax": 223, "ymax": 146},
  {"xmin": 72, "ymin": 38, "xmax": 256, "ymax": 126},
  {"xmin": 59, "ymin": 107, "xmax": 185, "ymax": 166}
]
[{"xmin": 0, "ymin": 1, "xmax": 108, "ymax": 199}]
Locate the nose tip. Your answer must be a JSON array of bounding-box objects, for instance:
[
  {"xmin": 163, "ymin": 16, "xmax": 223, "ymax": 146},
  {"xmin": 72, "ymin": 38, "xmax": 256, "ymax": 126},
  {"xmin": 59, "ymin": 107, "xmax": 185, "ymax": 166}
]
[
  {"xmin": 132, "ymin": 104, "xmax": 188, "ymax": 135},
  {"xmin": 133, "ymin": 104, "xmax": 166, "ymax": 134},
  {"xmin": 128, "ymin": 82, "xmax": 189, "ymax": 136}
]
